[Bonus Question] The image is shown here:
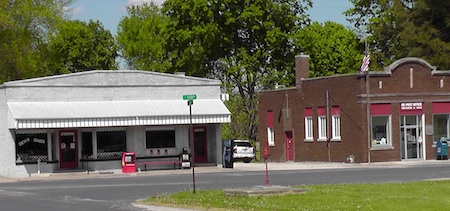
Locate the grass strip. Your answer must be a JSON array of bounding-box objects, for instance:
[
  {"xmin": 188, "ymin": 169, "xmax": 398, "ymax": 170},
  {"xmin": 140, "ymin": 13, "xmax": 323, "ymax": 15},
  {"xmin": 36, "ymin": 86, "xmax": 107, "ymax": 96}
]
[{"xmin": 140, "ymin": 180, "xmax": 450, "ymax": 210}]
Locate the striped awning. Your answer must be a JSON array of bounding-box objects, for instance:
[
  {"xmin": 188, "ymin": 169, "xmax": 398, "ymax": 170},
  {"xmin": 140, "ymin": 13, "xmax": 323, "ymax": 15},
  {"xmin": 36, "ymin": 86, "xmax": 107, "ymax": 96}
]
[{"xmin": 7, "ymin": 99, "xmax": 231, "ymax": 129}]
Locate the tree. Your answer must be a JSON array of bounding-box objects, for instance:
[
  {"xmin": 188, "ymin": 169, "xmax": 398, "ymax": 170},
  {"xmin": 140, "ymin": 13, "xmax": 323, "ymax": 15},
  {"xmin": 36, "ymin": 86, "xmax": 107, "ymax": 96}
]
[
  {"xmin": 117, "ymin": 2, "xmax": 172, "ymax": 71},
  {"xmin": 345, "ymin": 0, "xmax": 450, "ymax": 70},
  {"xmin": 118, "ymin": 0, "xmax": 312, "ymax": 142},
  {"xmin": 0, "ymin": 0, "xmax": 73, "ymax": 83},
  {"xmin": 162, "ymin": 0, "xmax": 312, "ymax": 141},
  {"xmin": 48, "ymin": 20, "xmax": 118, "ymax": 74},
  {"xmin": 295, "ymin": 22, "xmax": 363, "ymax": 77}
]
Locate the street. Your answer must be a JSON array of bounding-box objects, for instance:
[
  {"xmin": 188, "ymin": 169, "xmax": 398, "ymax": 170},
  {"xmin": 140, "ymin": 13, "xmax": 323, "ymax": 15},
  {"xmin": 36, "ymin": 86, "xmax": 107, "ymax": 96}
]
[{"xmin": 0, "ymin": 162, "xmax": 450, "ymax": 210}]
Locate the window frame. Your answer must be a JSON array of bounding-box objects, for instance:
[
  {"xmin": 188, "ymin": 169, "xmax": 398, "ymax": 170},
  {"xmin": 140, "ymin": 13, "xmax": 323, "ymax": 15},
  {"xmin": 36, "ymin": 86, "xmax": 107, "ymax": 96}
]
[
  {"xmin": 371, "ymin": 115, "xmax": 392, "ymax": 146},
  {"xmin": 15, "ymin": 131, "xmax": 49, "ymax": 162},
  {"xmin": 332, "ymin": 115, "xmax": 341, "ymax": 140},
  {"xmin": 305, "ymin": 116, "xmax": 313, "ymax": 141},
  {"xmin": 318, "ymin": 116, "xmax": 327, "ymax": 141},
  {"xmin": 145, "ymin": 127, "xmax": 176, "ymax": 149},
  {"xmin": 96, "ymin": 129, "xmax": 127, "ymax": 158}
]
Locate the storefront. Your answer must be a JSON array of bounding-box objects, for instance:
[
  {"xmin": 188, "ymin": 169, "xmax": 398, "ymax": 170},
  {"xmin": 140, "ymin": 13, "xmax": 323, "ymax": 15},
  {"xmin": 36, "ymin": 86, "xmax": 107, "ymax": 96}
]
[
  {"xmin": 0, "ymin": 70, "xmax": 230, "ymax": 178},
  {"xmin": 258, "ymin": 56, "xmax": 450, "ymax": 163}
]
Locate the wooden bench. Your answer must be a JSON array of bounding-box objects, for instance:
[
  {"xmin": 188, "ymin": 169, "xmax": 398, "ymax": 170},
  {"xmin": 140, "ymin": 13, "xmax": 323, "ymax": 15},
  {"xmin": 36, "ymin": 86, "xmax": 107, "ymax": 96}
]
[{"xmin": 137, "ymin": 156, "xmax": 182, "ymax": 171}]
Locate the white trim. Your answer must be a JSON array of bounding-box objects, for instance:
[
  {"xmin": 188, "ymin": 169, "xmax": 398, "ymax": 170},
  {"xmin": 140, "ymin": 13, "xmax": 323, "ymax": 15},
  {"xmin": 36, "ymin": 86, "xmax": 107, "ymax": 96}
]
[
  {"xmin": 304, "ymin": 117, "xmax": 313, "ymax": 141},
  {"xmin": 318, "ymin": 116, "xmax": 327, "ymax": 140}
]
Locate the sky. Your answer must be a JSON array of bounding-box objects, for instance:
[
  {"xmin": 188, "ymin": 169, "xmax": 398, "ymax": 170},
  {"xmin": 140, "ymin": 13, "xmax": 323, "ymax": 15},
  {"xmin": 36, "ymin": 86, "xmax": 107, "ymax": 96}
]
[{"xmin": 69, "ymin": 0, "xmax": 354, "ymax": 36}]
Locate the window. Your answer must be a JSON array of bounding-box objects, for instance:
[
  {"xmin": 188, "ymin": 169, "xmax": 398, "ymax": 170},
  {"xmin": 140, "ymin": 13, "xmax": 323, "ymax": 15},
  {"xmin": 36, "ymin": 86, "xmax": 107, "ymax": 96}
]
[
  {"xmin": 371, "ymin": 116, "xmax": 391, "ymax": 145},
  {"xmin": 305, "ymin": 117, "xmax": 313, "ymax": 140},
  {"xmin": 146, "ymin": 129, "xmax": 176, "ymax": 148},
  {"xmin": 97, "ymin": 130, "xmax": 126, "ymax": 157},
  {"xmin": 332, "ymin": 106, "xmax": 341, "ymax": 140},
  {"xmin": 15, "ymin": 132, "xmax": 48, "ymax": 161},
  {"xmin": 81, "ymin": 132, "xmax": 93, "ymax": 158},
  {"xmin": 267, "ymin": 110, "xmax": 274, "ymax": 146},
  {"xmin": 267, "ymin": 127, "xmax": 274, "ymax": 146},
  {"xmin": 433, "ymin": 114, "xmax": 450, "ymax": 144},
  {"xmin": 318, "ymin": 116, "xmax": 327, "ymax": 140},
  {"xmin": 332, "ymin": 115, "xmax": 341, "ymax": 139},
  {"xmin": 304, "ymin": 108, "xmax": 313, "ymax": 141}
]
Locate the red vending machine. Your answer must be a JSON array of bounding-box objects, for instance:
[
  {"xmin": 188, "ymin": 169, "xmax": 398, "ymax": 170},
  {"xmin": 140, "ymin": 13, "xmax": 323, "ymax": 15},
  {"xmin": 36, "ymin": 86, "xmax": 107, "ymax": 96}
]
[{"xmin": 121, "ymin": 152, "xmax": 136, "ymax": 173}]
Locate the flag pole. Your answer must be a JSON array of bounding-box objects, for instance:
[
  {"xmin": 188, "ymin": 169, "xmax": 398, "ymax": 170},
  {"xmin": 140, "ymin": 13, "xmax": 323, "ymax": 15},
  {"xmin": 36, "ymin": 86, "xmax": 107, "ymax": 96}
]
[
  {"xmin": 363, "ymin": 41, "xmax": 371, "ymax": 164},
  {"xmin": 366, "ymin": 65, "xmax": 371, "ymax": 164}
]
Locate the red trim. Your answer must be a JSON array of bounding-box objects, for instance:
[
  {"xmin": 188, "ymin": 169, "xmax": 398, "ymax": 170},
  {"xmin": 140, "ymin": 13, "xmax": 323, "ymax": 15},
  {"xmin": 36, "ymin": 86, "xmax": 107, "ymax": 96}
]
[
  {"xmin": 318, "ymin": 107, "xmax": 326, "ymax": 116},
  {"xmin": 371, "ymin": 104, "xmax": 392, "ymax": 115},
  {"xmin": 432, "ymin": 102, "xmax": 450, "ymax": 113},
  {"xmin": 59, "ymin": 130, "xmax": 78, "ymax": 169},
  {"xmin": 267, "ymin": 110, "xmax": 274, "ymax": 127},
  {"xmin": 304, "ymin": 108, "xmax": 312, "ymax": 116},
  {"xmin": 331, "ymin": 106, "xmax": 340, "ymax": 115}
]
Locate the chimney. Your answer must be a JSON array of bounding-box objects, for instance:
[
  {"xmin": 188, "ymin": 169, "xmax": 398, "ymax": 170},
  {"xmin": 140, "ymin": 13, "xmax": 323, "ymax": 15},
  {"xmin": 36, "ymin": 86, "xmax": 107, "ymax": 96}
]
[{"xmin": 295, "ymin": 54, "xmax": 309, "ymax": 88}]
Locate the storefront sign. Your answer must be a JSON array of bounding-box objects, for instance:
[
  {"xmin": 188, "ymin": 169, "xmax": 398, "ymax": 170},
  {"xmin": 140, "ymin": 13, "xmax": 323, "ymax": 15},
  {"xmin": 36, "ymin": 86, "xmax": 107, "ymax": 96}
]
[{"xmin": 400, "ymin": 102, "xmax": 422, "ymax": 111}]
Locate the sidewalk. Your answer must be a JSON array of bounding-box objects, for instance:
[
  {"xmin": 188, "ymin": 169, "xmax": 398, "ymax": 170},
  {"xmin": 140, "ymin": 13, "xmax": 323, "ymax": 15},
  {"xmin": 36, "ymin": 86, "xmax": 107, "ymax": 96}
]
[{"xmin": 1, "ymin": 159, "xmax": 448, "ymax": 183}]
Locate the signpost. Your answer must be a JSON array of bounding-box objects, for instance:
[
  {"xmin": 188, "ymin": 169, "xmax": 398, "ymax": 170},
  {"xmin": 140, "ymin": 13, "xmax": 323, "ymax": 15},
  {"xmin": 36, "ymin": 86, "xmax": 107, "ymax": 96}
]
[{"xmin": 183, "ymin": 94, "xmax": 196, "ymax": 193}]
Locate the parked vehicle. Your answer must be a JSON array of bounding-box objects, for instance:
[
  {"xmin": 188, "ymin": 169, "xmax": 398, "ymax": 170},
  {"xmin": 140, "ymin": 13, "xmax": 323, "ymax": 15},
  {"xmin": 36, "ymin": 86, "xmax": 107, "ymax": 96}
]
[{"xmin": 233, "ymin": 140, "xmax": 255, "ymax": 163}]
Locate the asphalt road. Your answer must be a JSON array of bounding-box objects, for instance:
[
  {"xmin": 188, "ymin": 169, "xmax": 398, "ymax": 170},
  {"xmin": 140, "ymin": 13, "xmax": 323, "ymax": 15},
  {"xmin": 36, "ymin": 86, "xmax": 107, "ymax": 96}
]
[{"xmin": 1, "ymin": 162, "xmax": 450, "ymax": 210}]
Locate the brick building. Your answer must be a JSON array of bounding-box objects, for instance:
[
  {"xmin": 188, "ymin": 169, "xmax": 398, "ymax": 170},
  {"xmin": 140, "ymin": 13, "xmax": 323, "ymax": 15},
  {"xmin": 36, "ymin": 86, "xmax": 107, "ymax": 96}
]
[{"xmin": 258, "ymin": 55, "xmax": 450, "ymax": 163}]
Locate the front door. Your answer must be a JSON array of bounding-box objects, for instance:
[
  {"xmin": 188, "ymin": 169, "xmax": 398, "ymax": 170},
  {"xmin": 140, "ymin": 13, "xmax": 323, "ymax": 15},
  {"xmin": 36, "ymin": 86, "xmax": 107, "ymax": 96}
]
[
  {"xmin": 59, "ymin": 130, "xmax": 78, "ymax": 168},
  {"xmin": 400, "ymin": 116, "xmax": 423, "ymax": 160},
  {"xmin": 193, "ymin": 127, "xmax": 207, "ymax": 163},
  {"xmin": 285, "ymin": 131, "xmax": 294, "ymax": 161}
]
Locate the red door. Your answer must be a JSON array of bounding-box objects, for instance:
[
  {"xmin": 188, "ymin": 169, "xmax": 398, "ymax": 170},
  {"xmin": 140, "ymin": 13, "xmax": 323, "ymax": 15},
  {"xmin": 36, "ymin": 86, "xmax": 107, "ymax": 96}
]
[
  {"xmin": 193, "ymin": 127, "xmax": 207, "ymax": 163},
  {"xmin": 59, "ymin": 130, "xmax": 78, "ymax": 169},
  {"xmin": 285, "ymin": 131, "xmax": 294, "ymax": 161}
]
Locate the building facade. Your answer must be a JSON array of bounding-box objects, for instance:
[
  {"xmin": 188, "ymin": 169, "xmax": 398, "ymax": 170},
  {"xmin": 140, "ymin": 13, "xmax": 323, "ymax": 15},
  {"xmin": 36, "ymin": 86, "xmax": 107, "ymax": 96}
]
[
  {"xmin": 0, "ymin": 70, "xmax": 230, "ymax": 178},
  {"xmin": 258, "ymin": 55, "xmax": 450, "ymax": 163}
]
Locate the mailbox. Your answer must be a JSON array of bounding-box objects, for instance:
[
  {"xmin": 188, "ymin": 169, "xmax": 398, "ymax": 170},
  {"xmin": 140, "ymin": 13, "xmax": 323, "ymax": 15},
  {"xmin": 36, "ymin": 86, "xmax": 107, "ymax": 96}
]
[{"xmin": 122, "ymin": 152, "xmax": 136, "ymax": 173}]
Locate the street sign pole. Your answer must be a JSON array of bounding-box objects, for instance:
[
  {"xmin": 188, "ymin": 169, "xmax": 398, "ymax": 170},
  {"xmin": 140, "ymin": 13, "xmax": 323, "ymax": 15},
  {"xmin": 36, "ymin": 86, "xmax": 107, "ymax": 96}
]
[
  {"xmin": 189, "ymin": 101, "xmax": 196, "ymax": 193},
  {"xmin": 183, "ymin": 95, "xmax": 197, "ymax": 193}
]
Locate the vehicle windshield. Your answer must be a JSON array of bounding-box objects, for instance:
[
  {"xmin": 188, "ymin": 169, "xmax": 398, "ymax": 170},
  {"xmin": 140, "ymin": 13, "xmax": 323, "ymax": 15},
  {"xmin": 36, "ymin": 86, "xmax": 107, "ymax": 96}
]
[{"xmin": 235, "ymin": 142, "xmax": 252, "ymax": 147}]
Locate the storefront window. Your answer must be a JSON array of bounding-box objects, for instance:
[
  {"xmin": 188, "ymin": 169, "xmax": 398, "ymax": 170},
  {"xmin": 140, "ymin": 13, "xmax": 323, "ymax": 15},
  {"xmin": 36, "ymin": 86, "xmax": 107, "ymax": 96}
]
[
  {"xmin": 81, "ymin": 132, "xmax": 93, "ymax": 158},
  {"xmin": 97, "ymin": 130, "xmax": 126, "ymax": 157},
  {"xmin": 371, "ymin": 116, "xmax": 391, "ymax": 145},
  {"xmin": 146, "ymin": 129, "xmax": 176, "ymax": 148},
  {"xmin": 433, "ymin": 114, "xmax": 449, "ymax": 143},
  {"xmin": 15, "ymin": 132, "xmax": 48, "ymax": 161}
]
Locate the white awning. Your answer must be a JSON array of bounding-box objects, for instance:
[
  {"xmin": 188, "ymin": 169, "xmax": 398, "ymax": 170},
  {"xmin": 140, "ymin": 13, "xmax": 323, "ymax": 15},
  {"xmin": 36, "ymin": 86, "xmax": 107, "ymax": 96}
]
[{"xmin": 8, "ymin": 99, "xmax": 231, "ymax": 129}]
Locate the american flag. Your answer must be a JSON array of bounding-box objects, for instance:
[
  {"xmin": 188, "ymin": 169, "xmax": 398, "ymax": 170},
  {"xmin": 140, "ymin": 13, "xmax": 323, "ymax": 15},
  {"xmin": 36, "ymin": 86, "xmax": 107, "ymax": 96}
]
[{"xmin": 360, "ymin": 45, "xmax": 370, "ymax": 72}]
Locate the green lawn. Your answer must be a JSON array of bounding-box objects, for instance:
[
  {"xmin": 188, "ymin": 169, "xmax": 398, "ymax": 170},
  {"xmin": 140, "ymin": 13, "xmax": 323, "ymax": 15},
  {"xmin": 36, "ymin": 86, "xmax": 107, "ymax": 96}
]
[{"xmin": 139, "ymin": 180, "xmax": 450, "ymax": 211}]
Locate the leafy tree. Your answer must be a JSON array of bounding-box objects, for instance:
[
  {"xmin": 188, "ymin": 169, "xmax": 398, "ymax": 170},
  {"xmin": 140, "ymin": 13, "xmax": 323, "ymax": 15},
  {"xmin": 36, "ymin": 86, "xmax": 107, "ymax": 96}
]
[
  {"xmin": 117, "ymin": 2, "xmax": 172, "ymax": 71},
  {"xmin": 48, "ymin": 20, "xmax": 118, "ymax": 74},
  {"xmin": 295, "ymin": 22, "xmax": 363, "ymax": 77},
  {"xmin": 345, "ymin": 0, "xmax": 450, "ymax": 70},
  {"xmin": 162, "ymin": 0, "xmax": 312, "ymax": 141},
  {"xmin": 0, "ymin": 0, "xmax": 73, "ymax": 83},
  {"xmin": 118, "ymin": 0, "xmax": 312, "ymax": 142}
]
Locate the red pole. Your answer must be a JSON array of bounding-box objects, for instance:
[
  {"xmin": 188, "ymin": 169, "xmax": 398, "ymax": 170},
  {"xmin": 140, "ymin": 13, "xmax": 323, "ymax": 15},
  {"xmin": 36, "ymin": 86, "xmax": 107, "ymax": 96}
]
[{"xmin": 264, "ymin": 140, "xmax": 270, "ymax": 186}]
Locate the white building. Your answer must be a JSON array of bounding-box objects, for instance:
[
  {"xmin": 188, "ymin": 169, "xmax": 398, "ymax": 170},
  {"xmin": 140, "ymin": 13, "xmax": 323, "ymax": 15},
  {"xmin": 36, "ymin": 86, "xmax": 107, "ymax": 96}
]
[{"xmin": 0, "ymin": 70, "xmax": 230, "ymax": 178}]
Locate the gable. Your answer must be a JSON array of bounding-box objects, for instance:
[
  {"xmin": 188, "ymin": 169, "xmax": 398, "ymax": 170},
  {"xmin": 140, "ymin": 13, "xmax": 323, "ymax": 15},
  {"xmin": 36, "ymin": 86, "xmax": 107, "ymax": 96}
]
[{"xmin": 2, "ymin": 70, "xmax": 220, "ymax": 87}]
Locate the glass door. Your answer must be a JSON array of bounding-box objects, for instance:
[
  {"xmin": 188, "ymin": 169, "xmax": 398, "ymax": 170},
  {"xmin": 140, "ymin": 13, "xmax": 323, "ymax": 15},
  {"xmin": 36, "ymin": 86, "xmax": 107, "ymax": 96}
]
[{"xmin": 400, "ymin": 116, "xmax": 423, "ymax": 160}]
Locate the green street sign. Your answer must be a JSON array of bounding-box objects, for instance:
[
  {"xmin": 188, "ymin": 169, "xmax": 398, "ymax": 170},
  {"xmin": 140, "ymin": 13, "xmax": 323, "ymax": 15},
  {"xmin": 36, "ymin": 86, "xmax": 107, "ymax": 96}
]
[{"xmin": 183, "ymin": 94, "xmax": 197, "ymax": 100}]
